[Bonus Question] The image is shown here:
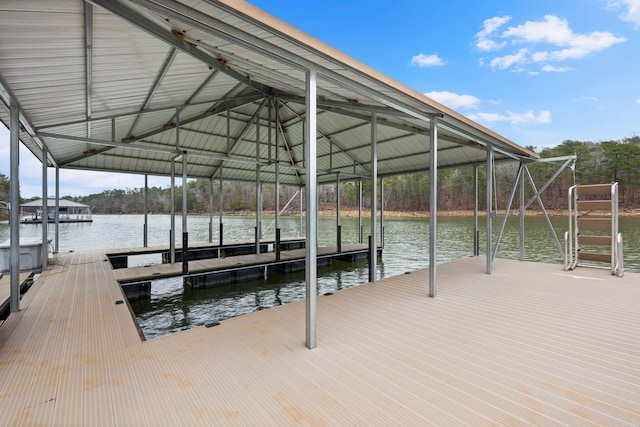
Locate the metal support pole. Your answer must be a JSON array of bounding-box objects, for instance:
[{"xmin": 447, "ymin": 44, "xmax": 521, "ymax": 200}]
[
  {"xmin": 143, "ymin": 174, "xmax": 148, "ymax": 247},
  {"xmin": 55, "ymin": 166, "xmax": 60, "ymax": 254},
  {"xmin": 486, "ymin": 146, "xmax": 494, "ymax": 274},
  {"xmin": 336, "ymin": 173, "xmax": 341, "ymax": 252},
  {"xmin": 524, "ymin": 167, "xmax": 564, "ymax": 258},
  {"xmin": 170, "ymin": 159, "xmax": 176, "ymax": 264},
  {"xmin": 492, "ymin": 163, "xmax": 524, "ymax": 262},
  {"xmin": 10, "ymin": 99, "xmax": 20, "ymax": 312},
  {"xmin": 358, "ymin": 179, "xmax": 363, "ymax": 243},
  {"xmin": 369, "ymin": 112, "xmax": 378, "ymax": 283},
  {"xmin": 182, "ymin": 153, "xmax": 188, "ymax": 274},
  {"xmin": 473, "ymin": 166, "xmax": 479, "ymax": 256},
  {"xmin": 209, "ymin": 178, "xmax": 213, "ymax": 243},
  {"xmin": 299, "ymin": 186, "xmax": 303, "ymax": 237},
  {"xmin": 304, "ymin": 68, "xmax": 318, "ymax": 349},
  {"xmin": 255, "ymin": 111, "xmax": 262, "ymax": 254},
  {"xmin": 519, "ymin": 162, "xmax": 525, "ymax": 261},
  {"xmin": 275, "ymin": 96, "xmax": 281, "ymax": 245},
  {"xmin": 219, "ymin": 165, "xmax": 223, "ymax": 246},
  {"xmin": 429, "ymin": 118, "xmax": 438, "ymax": 297},
  {"xmin": 41, "ymin": 147, "xmax": 48, "ymax": 270},
  {"xmin": 380, "ymin": 177, "xmax": 385, "ymax": 249}
]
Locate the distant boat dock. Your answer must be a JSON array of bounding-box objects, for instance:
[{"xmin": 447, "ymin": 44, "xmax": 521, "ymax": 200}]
[{"xmin": 19, "ymin": 198, "xmax": 93, "ymax": 224}]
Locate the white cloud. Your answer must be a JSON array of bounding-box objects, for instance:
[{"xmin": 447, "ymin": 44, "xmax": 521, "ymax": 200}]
[
  {"xmin": 636, "ymin": 97, "xmax": 640, "ymax": 105},
  {"xmin": 541, "ymin": 64, "xmax": 573, "ymax": 72},
  {"xmin": 467, "ymin": 110, "xmax": 551, "ymax": 126},
  {"xmin": 608, "ymin": 0, "xmax": 640, "ymax": 29},
  {"xmin": 478, "ymin": 14, "xmax": 626, "ymax": 72},
  {"xmin": 503, "ymin": 15, "xmax": 574, "ymax": 45},
  {"xmin": 410, "ymin": 53, "xmax": 444, "ymax": 67},
  {"xmin": 579, "ymin": 96, "xmax": 599, "ymax": 102},
  {"xmin": 476, "ymin": 16, "xmax": 511, "ymax": 51},
  {"xmin": 424, "ymin": 91, "xmax": 480, "ymax": 109},
  {"xmin": 490, "ymin": 48, "xmax": 529, "ymax": 70},
  {"xmin": 422, "ymin": 91, "xmax": 550, "ymax": 128}
]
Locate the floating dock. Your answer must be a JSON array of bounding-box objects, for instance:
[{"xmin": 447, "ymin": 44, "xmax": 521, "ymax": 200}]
[
  {"xmin": 113, "ymin": 243, "xmax": 380, "ymax": 288},
  {"xmin": 106, "ymin": 237, "xmax": 307, "ymax": 269},
  {"xmin": 0, "ymin": 253, "xmax": 638, "ymax": 425}
]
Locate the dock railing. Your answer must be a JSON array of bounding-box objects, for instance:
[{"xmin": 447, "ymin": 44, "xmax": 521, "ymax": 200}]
[{"xmin": 564, "ymin": 182, "xmax": 624, "ymax": 276}]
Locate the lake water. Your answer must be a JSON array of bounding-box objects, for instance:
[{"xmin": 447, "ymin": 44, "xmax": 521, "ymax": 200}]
[{"xmin": 2, "ymin": 214, "xmax": 638, "ymax": 339}]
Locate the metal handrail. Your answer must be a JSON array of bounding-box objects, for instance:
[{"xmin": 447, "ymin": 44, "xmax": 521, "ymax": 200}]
[
  {"xmin": 565, "ymin": 182, "xmax": 623, "ymax": 276},
  {"xmin": 566, "ymin": 184, "xmax": 579, "ymax": 270},
  {"xmin": 615, "ymin": 232, "xmax": 624, "ymax": 277}
]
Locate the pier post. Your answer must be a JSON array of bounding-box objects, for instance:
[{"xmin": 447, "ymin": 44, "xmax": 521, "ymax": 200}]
[
  {"xmin": 170, "ymin": 159, "xmax": 176, "ymax": 264},
  {"xmin": 304, "ymin": 68, "xmax": 318, "ymax": 349},
  {"xmin": 182, "ymin": 232, "xmax": 188, "ymax": 275},
  {"xmin": 486, "ymin": 146, "xmax": 494, "ymax": 274},
  {"xmin": 255, "ymin": 110, "xmax": 262, "ymax": 255},
  {"xmin": 519, "ymin": 162, "xmax": 525, "ymax": 261},
  {"xmin": 41, "ymin": 146, "xmax": 48, "ymax": 270},
  {"xmin": 143, "ymin": 174, "xmax": 148, "ymax": 247},
  {"xmin": 336, "ymin": 173, "xmax": 341, "ymax": 253},
  {"xmin": 209, "ymin": 178, "xmax": 213, "ymax": 243},
  {"xmin": 275, "ymin": 228, "xmax": 281, "ymax": 261},
  {"xmin": 358, "ymin": 179, "xmax": 363, "ymax": 243},
  {"xmin": 429, "ymin": 117, "xmax": 438, "ymax": 297},
  {"xmin": 55, "ymin": 166, "xmax": 59, "ymax": 254},
  {"xmin": 380, "ymin": 177, "xmax": 384, "ymax": 249},
  {"xmin": 219, "ymin": 165, "xmax": 224, "ymax": 247},
  {"xmin": 473, "ymin": 166, "xmax": 479, "ymax": 256},
  {"xmin": 369, "ymin": 112, "xmax": 378, "ymax": 283},
  {"xmin": 10, "ymin": 98, "xmax": 20, "ymax": 312}
]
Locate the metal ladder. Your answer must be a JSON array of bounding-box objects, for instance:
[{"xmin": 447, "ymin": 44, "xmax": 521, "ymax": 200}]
[{"xmin": 564, "ymin": 183, "xmax": 624, "ymax": 276}]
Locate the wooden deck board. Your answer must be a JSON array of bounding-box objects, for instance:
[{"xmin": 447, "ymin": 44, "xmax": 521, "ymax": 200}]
[{"xmin": 1, "ymin": 254, "xmax": 639, "ymax": 426}]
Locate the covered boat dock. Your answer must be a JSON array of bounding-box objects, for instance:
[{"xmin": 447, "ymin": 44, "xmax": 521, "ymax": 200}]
[
  {"xmin": 1, "ymin": 1, "xmax": 635, "ymax": 424},
  {"xmin": 0, "ymin": 0, "xmax": 542, "ymax": 345},
  {"xmin": 19, "ymin": 198, "xmax": 93, "ymax": 224}
]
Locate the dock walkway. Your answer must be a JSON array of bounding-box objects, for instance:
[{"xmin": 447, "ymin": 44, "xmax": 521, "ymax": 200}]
[
  {"xmin": 113, "ymin": 243, "xmax": 375, "ymax": 284},
  {"xmin": 0, "ymin": 253, "xmax": 639, "ymax": 425}
]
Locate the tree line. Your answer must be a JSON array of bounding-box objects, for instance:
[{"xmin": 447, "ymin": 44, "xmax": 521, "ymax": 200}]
[{"xmin": 5, "ymin": 137, "xmax": 640, "ymax": 216}]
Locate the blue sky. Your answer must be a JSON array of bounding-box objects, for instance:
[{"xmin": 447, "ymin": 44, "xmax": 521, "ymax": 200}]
[{"xmin": 1, "ymin": 0, "xmax": 639, "ymax": 197}]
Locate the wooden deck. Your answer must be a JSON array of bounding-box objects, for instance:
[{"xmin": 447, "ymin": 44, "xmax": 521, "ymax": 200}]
[{"xmin": 1, "ymin": 252, "xmax": 639, "ymax": 426}]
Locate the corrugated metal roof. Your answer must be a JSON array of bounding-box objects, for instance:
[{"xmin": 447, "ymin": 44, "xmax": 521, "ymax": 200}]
[{"xmin": 0, "ymin": 0, "xmax": 538, "ymax": 187}]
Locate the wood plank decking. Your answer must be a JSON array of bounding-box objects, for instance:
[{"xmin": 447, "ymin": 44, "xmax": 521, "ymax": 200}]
[{"xmin": 1, "ymin": 253, "xmax": 639, "ymax": 426}]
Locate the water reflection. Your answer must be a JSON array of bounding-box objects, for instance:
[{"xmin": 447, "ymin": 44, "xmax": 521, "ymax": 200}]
[{"xmin": 130, "ymin": 259, "xmax": 372, "ymax": 339}]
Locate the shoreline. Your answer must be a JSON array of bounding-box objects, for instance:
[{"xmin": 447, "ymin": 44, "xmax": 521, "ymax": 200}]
[{"xmin": 111, "ymin": 208, "xmax": 640, "ymax": 218}]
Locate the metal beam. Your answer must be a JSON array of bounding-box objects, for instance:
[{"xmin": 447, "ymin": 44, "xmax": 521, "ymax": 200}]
[
  {"xmin": 369, "ymin": 112, "xmax": 378, "ymax": 283},
  {"xmin": 84, "ymin": 1, "xmax": 93, "ymax": 141},
  {"xmin": 491, "ymin": 163, "xmax": 524, "ymax": 263},
  {"xmin": 429, "ymin": 118, "xmax": 438, "ymax": 297},
  {"xmin": 88, "ymin": 0, "xmax": 270, "ymax": 94},
  {"xmin": 486, "ymin": 146, "xmax": 494, "ymax": 274},
  {"xmin": 55, "ymin": 166, "xmax": 60, "ymax": 255},
  {"xmin": 41, "ymin": 147, "xmax": 48, "ymax": 270},
  {"xmin": 0, "ymin": 74, "xmax": 57, "ymax": 168},
  {"xmin": 128, "ymin": 48, "xmax": 178, "ymax": 138},
  {"xmin": 304, "ymin": 69, "xmax": 317, "ymax": 350},
  {"xmin": 10, "ymin": 98, "xmax": 20, "ymax": 312}
]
